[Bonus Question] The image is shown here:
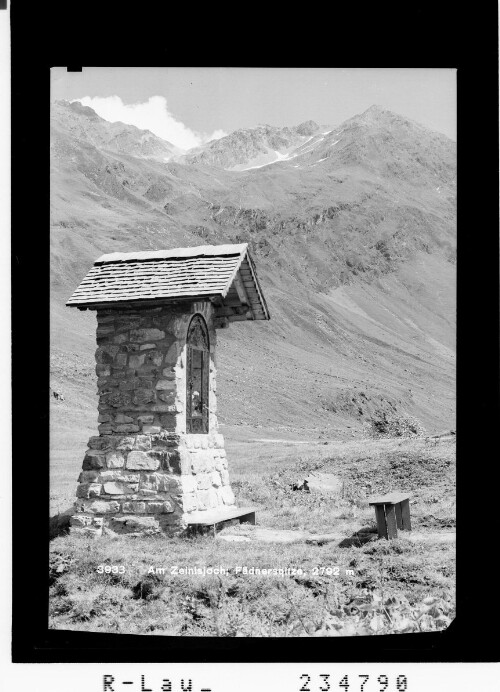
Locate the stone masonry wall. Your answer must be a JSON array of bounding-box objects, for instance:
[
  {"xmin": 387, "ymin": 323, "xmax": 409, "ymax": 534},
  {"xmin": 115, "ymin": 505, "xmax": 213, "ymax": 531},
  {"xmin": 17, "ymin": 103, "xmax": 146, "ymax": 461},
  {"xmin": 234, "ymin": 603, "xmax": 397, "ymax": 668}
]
[{"xmin": 71, "ymin": 300, "xmax": 236, "ymax": 537}]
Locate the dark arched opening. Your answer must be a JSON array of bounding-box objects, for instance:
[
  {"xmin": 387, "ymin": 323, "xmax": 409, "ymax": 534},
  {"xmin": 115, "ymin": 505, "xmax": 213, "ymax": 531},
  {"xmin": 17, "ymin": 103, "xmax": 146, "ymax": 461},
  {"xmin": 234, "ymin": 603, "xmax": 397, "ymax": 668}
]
[{"xmin": 186, "ymin": 314, "xmax": 210, "ymax": 434}]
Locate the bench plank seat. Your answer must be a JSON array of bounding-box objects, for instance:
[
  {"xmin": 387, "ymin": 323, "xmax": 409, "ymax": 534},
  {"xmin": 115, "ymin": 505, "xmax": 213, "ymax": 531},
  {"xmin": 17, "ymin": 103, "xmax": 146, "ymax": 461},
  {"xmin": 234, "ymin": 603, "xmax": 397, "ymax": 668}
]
[
  {"xmin": 368, "ymin": 492, "xmax": 410, "ymax": 506},
  {"xmin": 186, "ymin": 506, "xmax": 256, "ymax": 527}
]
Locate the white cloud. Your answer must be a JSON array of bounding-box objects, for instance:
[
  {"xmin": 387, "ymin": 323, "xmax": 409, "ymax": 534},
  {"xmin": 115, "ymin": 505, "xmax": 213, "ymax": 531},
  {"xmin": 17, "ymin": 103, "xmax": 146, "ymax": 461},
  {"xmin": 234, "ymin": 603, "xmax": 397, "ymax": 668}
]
[{"xmin": 73, "ymin": 95, "xmax": 227, "ymax": 151}]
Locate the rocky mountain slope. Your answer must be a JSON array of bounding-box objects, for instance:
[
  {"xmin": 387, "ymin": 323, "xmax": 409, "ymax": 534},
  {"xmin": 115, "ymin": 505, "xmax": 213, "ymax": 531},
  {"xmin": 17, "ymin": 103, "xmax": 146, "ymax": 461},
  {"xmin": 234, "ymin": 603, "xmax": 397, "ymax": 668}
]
[
  {"xmin": 182, "ymin": 119, "xmax": 321, "ymax": 170},
  {"xmin": 52, "ymin": 100, "xmax": 182, "ymax": 161},
  {"xmin": 50, "ymin": 100, "xmax": 456, "ymax": 498}
]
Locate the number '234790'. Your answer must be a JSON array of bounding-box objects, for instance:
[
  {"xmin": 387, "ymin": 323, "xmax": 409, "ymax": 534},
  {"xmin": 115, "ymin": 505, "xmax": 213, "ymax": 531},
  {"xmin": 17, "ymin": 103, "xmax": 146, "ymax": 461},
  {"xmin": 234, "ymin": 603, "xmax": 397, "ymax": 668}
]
[{"xmin": 299, "ymin": 674, "xmax": 408, "ymax": 692}]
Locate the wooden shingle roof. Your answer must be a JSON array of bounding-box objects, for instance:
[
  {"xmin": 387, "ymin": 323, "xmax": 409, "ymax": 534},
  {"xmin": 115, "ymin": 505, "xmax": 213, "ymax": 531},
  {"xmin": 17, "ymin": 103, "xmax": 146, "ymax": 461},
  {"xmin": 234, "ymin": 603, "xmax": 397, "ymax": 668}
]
[{"xmin": 66, "ymin": 243, "xmax": 270, "ymax": 322}]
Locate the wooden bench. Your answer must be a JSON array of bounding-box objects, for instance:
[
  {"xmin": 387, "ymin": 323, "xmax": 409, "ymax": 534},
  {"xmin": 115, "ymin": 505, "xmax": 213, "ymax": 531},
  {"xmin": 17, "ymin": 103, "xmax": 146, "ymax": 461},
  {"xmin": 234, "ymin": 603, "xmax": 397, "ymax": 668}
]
[
  {"xmin": 368, "ymin": 493, "xmax": 411, "ymax": 540},
  {"xmin": 186, "ymin": 506, "xmax": 256, "ymax": 537}
]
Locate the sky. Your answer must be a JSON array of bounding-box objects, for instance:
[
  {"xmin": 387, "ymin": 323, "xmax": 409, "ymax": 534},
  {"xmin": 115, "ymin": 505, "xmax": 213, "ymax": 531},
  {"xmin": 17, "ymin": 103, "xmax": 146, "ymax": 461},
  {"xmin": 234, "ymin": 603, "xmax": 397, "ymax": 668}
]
[{"xmin": 51, "ymin": 67, "xmax": 456, "ymax": 150}]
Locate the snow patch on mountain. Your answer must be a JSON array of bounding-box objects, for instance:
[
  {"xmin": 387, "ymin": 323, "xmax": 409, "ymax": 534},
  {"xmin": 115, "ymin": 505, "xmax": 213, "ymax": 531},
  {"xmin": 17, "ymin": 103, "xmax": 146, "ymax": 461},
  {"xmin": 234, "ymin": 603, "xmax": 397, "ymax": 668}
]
[{"xmin": 241, "ymin": 149, "xmax": 290, "ymax": 171}]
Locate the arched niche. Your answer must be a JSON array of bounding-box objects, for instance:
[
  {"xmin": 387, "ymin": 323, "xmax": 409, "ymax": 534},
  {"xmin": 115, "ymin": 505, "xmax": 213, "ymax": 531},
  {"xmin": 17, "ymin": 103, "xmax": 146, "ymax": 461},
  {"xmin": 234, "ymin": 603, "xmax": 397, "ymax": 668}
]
[{"xmin": 186, "ymin": 314, "xmax": 210, "ymax": 434}]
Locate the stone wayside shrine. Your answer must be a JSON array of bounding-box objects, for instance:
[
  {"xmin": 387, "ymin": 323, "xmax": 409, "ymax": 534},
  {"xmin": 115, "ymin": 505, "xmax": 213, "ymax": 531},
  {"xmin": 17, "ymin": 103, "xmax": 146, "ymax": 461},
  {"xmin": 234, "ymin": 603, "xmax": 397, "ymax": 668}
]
[{"xmin": 66, "ymin": 243, "xmax": 270, "ymax": 537}]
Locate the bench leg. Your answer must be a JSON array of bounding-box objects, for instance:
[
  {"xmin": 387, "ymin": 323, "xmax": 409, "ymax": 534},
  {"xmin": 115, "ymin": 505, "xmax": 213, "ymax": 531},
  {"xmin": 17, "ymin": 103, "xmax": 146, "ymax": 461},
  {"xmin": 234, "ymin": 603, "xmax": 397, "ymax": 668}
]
[
  {"xmin": 374, "ymin": 505, "xmax": 388, "ymax": 539},
  {"xmin": 400, "ymin": 499, "xmax": 412, "ymax": 531},
  {"xmin": 395, "ymin": 502, "xmax": 403, "ymax": 529},
  {"xmin": 385, "ymin": 505, "xmax": 398, "ymax": 539}
]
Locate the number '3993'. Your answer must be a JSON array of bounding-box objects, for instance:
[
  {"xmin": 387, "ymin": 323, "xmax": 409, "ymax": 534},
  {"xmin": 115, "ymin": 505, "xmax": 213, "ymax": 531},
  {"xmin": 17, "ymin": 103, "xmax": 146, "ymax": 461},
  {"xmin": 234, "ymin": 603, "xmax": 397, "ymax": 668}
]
[{"xmin": 96, "ymin": 565, "xmax": 125, "ymax": 574}]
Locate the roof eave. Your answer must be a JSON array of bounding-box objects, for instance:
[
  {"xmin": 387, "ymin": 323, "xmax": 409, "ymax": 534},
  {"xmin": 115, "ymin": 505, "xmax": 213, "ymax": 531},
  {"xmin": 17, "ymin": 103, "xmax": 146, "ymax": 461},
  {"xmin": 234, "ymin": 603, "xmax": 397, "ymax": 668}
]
[
  {"xmin": 221, "ymin": 247, "xmax": 271, "ymax": 321},
  {"xmin": 66, "ymin": 293, "xmax": 223, "ymax": 310},
  {"xmin": 245, "ymin": 251, "xmax": 271, "ymax": 320}
]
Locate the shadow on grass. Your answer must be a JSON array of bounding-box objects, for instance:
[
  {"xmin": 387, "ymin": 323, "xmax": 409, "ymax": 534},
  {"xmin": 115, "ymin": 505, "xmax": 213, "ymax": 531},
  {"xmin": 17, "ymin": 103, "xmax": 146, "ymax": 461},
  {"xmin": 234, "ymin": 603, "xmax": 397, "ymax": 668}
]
[
  {"xmin": 338, "ymin": 526, "xmax": 378, "ymax": 548},
  {"xmin": 49, "ymin": 508, "xmax": 73, "ymax": 540}
]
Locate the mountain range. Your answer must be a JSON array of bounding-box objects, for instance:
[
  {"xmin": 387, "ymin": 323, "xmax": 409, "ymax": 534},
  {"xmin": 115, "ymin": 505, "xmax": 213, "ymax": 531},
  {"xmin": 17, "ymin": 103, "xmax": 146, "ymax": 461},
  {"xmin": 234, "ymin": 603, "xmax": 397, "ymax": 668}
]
[{"xmin": 50, "ymin": 99, "xmax": 456, "ymax": 498}]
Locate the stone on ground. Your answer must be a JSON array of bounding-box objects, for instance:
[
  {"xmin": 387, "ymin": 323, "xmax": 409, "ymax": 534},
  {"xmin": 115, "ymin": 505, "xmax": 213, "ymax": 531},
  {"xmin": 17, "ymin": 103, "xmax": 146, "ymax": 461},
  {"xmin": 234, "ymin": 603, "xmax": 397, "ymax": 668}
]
[{"xmin": 305, "ymin": 472, "xmax": 343, "ymax": 494}]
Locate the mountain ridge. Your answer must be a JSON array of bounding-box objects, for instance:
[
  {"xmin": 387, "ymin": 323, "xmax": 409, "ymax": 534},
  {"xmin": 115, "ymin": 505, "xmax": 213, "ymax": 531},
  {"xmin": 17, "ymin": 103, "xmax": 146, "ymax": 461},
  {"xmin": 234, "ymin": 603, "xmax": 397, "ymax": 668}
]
[
  {"xmin": 182, "ymin": 120, "xmax": 322, "ymax": 170},
  {"xmin": 53, "ymin": 100, "xmax": 182, "ymax": 161}
]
